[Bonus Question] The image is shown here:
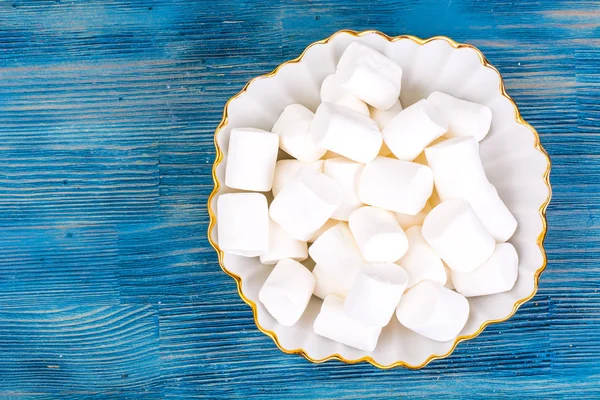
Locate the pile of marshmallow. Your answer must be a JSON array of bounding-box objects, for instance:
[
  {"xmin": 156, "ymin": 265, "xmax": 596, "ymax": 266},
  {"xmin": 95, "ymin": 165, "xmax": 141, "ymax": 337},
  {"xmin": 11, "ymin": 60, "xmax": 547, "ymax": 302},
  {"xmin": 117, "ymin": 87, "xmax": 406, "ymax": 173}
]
[{"xmin": 217, "ymin": 42, "xmax": 519, "ymax": 352}]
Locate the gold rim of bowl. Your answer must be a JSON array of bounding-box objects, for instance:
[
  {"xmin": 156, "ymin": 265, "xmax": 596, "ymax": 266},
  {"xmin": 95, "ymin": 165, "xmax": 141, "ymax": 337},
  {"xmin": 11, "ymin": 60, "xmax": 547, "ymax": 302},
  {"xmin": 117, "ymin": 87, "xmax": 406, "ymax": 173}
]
[{"xmin": 207, "ymin": 29, "xmax": 552, "ymax": 369}]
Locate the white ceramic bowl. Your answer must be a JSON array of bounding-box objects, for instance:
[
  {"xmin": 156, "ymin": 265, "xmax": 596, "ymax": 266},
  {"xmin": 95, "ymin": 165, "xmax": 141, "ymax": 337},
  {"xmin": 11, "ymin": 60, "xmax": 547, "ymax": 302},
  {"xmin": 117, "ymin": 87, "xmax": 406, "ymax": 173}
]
[{"xmin": 208, "ymin": 30, "xmax": 551, "ymax": 368}]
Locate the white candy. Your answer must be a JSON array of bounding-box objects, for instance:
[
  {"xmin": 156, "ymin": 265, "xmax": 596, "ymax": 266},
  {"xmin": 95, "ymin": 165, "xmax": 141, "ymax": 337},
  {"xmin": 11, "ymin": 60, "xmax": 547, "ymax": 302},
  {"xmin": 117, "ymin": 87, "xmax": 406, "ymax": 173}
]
[
  {"xmin": 343, "ymin": 263, "xmax": 409, "ymax": 327},
  {"xmin": 270, "ymin": 168, "xmax": 342, "ymax": 241},
  {"xmin": 370, "ymin": 100, "xmax": 403, "ymax": 130},
  {"xmin": 336, "ymin": 42, "xmax": 403, "ymax": 110},
  {"xmin": 259, "ymin": 259, "xmax": 315, "ymax": 326},
  {"xmin": 271, "ymin": 104, "xmax": 327, "ymax": 163},
  {"xmin": 260, "ymin": 219, "xmax": 308, "ymax": 265},
  {"xmin": 383, "ymin": 99, "xmax": 448, "ymax": 161},
  {"xmin": 359, "ymin": 156, "xmax": 434, "ymax": 215},
  {"xmin": 225, "ymin": 127, "xmax": 279, "ymax": 191},
  {"xmin": 307, "ymin": 219, "xmax": 337, "ymax": 243},
  {"xmin": 308, "ymin": 222, "xmax": 363, "ymax": 298},
  {"xmin": 272, "ymin": 159, "xmax": 324, "ymax": 197},
  {"xmin": 425, "ymin": 137, "xmax": 517, "ymax": 242},
  {"xmin": 396, "ymin": 281, "xmax": 469, "ymax": 342},
  {"xmin": 320, "ymin": 74, "xmax": 370, "ymax": 116},
  {"xmin": 395, "ymin": 201, "xmax": 432, "ymax": 230},
  {"xmin": 422, "ymin": 199, "xmax": 495, "ymax": 273},
  {"xmin": 217, "ymin": 193, "xmax": 269, "ymax": 257},
  {"xmin": 452, "ymin": 243, "xmax": 519, "ymax": 297},
  {"xmin": 334, "ymin": 95, "xmax": 370, "ymax": 116},
  {"xmin": 399, "ymin": 226, "xmax": 447, "ymax": 289},
  {"xmin": 348, "ymin": 206, "xmax": 408, "ymax": 263},
  {"xmin": 314, "ymin": 295, "xmax": 382, "ymax": 352},
  {"xmin": 427, "ymin": 91, "xmax": 492, "ymax": 142},
  {"xmin": 323, "ymin": 157, "xmax": 364, "ymax": 221},
  {"xmin": 311, "ymin": 102, "xmax": 382, "ymax": 164}
]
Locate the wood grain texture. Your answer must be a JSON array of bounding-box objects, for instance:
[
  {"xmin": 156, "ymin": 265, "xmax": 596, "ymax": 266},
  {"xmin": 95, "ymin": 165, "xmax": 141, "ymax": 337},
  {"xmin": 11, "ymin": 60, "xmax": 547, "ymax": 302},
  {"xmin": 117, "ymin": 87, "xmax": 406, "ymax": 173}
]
[{"xmin": 0, "ymin": 0, "xmax": 598, "ymax": 398}]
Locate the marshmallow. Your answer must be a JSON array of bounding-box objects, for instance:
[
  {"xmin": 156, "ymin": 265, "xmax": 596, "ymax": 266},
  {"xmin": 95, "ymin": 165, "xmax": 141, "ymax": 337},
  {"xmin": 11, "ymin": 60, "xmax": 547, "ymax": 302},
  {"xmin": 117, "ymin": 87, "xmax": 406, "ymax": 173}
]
[
  {"xmin": 427, "ymin": 91, "xmax": 492, "ymax": 142},
  {"xmin": 396, "ymin": 281, "xmax": 469, "ymax": 342},
  {"xmin": 308, "ymin": 222, "xmax": 363, "ymax": 298},
  {"xmin": 343, "ymin": 263, "xmax": 409, "ymax": 327},
  {"xmin": 383, "ymin": 99, "xmax": 448, "ymax": 161},
  {"xmin": 260, "ymin": 219, "xmax": 308, "ymax": 265},
  {"xmin": 259, "ymin": 259, "xmax": 315, "ymax": 326},
  {"xmin": 271, "ymin": 104, "xmax": 327, "ymax": 163},
  {"xmin": 334, "ymin": 95, "xmax": 370, "ymax": 116},
  {"xmin": 422, "ymin": 199, "xmax": 495, "ymax": 273},
  {"xmin": 444, "ymin": 265, "xmax": 455, "ymax": 290},
  {"xmin": 270, "ymin": 168, "xmax": 342, "ymax": 241},
  {"xmin": 320, "ymin": 74, "xmax": 370, "ymax": 116},
  {"xmin": 336, "ymin": 42, "xmax": 403, "ymax": 110},
  {"xmin": 452, "ymin": 243, "xmax": 519, "ymax": 297},
  {"xmin": 307, "ymin": 219, "xmax": 337, "ymax": 243},
  {"xmin": 399, "ymin": 226, "xmax": 447, "ymax": 289},
  {"xmin": 225, "ymin": 128, "xmax": 279, "ymax": 191},
  {"xmin": 348, "ymin": 206, "xmax": 408, "ymax": 263},
  {"xmin": 370, "ymin": 100, "xmax": 403, "ymax": 130},
  {"xmin": 425, "ymin": 137, "xmax": 517, "ymax": 242},
  {"xmin": 395, "ymin": 201, "xmax": 432, "ymax": 230},
  {"xmin": 217, "ymin": 193, "xmax": 269, "ymax": 257},
  {"xmin": 314, "ymin": 295, "xmax": 382, "ymax": 352},
  {"xmin": 359, "ymin": 156, "xmax": 434, "ymax": 215},
  {"xmin": 272, "ymin": 159, "xmax": 324, "ymax": 197},
  {"xmin": 311, "ymin": 102, "xmax": 382, "ymax": 164},
  {"xmin": 323, "ymin": 157, "xmax": 364, "ymax": 221}
]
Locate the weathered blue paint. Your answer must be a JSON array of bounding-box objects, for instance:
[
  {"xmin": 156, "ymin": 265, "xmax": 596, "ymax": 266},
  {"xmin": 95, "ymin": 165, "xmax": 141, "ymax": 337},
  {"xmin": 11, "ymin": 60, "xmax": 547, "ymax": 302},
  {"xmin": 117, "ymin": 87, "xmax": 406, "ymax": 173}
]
[{"xmin": 0, "ymin": 0, "xmax": 598, "ymax": 398}]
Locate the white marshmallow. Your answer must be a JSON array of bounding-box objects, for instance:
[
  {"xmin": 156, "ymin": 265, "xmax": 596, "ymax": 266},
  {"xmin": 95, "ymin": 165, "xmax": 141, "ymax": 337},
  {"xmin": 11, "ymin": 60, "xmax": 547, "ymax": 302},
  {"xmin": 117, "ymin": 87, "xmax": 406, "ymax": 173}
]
[
  {"xmin": 311, "ymin": 102, "xmax": 382, "ymax": 164},
  {"xmin": 260, "ymin": 219, "xmax": 308, "ymax": 265},
  {"xmin": 422, "ymin": 199, "xmax": 495, "ymax": 273},
  {"xmin": 396, "ymin": 281, "xmax": 469, "ymax": 342},
  {"xmin": 217, "ymin": 193, "xmax": 269, "ymax": 257},
  {"xmin": 259, "ymin": 259, "xmax": 315, "ymax": 326},
  {"xmin": 383, "ymin": 99, "xmax": 448, "ymax": 161},
  {"xmin": 452, "ymin": 243, "xmax": 519, "ymax": 297},
  {"xmin": 343, "ymin": 263, "xmax": 409, "ymax": 327},
  {"xmin": 427, "ymin": 91, "xmax": 492, "ymax": 142},
  {"xmin": 313, "ymin": 295, "xmax": 382, "ymax": 352},
  {"xmin": 323, "ymin": 157, "xmax": 364, "ymax": 221},
  {"xmin": 336, "ymin": 42, "xmax": 403, "ymax": 110},
  {"xmin": 271, "ymin": 104, "xmax": 327, "ymax": 163},
  {"xmin": 307, "ymin": 219, "xmax": 337, "ymax": 243},
  {"xmin": 425, "ymin": 137, "xmax": 517, "ymax": 242},
  {"xmin": 395, "ymin": 201, "xmax": 432, "ymax": 230},
  {"xmin": 272, "ymin": 159, "xmax": 324, "ymax": 197},
  {"xmin": 320, "ymin": 74, "xmax": 347, "ymax": 102},
  {"xmin": 270, "ymin": 168, "xmax": 342, "ymax": 241},
  {"xmin": 359, "ymin": 156, "xmax": 434, "ymax": 215},
  {"xmin": 370, "ymin": 100, "xmax": 403, "ymax": 130},
  {"xmin": 399, "ymin": 226, "xmax": 447, "ymax": 289},
  {"xmin": 334, "ymin": 95, "xmax": 370, "ymax": 116},
  {"xmin": 225, "ymin": 128, "xmax": 279, "ymax": 191},
  {"xmin": 348, "ymin": 206, "xmax": 408, "ymax": 263},
  {"xmin": 308, "ymin": 222, "xmax": 363, "ymax": 298}
]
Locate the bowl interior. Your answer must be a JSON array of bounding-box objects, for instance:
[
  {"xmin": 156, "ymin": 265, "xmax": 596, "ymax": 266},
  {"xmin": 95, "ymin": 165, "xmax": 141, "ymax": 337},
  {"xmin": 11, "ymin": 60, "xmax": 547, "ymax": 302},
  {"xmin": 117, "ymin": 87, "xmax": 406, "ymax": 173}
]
[{"xmin": 209, "ymin": 30, "xmax": 551, "ymax": 368}]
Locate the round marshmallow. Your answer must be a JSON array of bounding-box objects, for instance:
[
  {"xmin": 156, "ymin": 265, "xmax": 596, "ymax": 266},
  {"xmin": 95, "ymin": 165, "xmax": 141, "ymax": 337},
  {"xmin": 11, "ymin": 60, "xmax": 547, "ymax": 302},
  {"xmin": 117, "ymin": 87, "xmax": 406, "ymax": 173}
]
[
  {"xmin": 336, "ymin": 42, "xmax": 403, "ymax": 110},
  {"xmin": 307, "ymin": 219, "xmax": 337, "ymax": 243},
  {"xmin": 225, "ymin": 127, "xmax": 279, "ymax": 191},
  {"xmin": 272, "ymin": 159, "xmax": 324, "ymax": 197},
  {"xmin": 395, "ymin": 201, "xmax": 432, "ymax": 230},
  {"xmin": 343, "ymin": 263, "xmax": 409, "ymax": 327},
  {"xmin": 422, "ymin": 199, "xmax": 495, "ymax": 273},
  {"xmin": 259, "ymin": 259, "xmax": 315, "ymax": 326},
  {"xmin": 399, "ymin": 226, "xmax": 447, "ymax": 289},
  {"xmin": 271, "ymin": 104, "xmax": 327, "ymax": 163},
  {"xmin": 452, "ymin": 243, "xmax": 519, "ymax": 297},
  {"xmin": 427, "ymin": 91, "xmax": 492, "ymax": 142},
  {"xmin": 359, "ymin": 156, "xmax": 434, "ymax": 215},
  {"xmin": 312, "ymin": 263, "xmax": 355, "ymax": 299},
  {"xmin": 311, "ymin": 102, "xmax": 382, "ymax": 164},
  {"xmin": 314, "ymin": 295, "xmax": 382, "ymax": 352},
  {"xmin": 425, "ymin": 136, "xmax": 517, "ymax": 242},
  {"xmin": 260, "ymin": 219, "xmax": 308, "ymax": 265},
  {"xmin": 323, "ymin": 157, "xmax": 364, "ymax": 221},
  {"xmin": 396, "ymin": 281, "xmax": 469, "ymax": 342},
  {"xmin": 217, "ymin": 193, "xmax": 269, "ymax": 257},
  {"xmin": 348, "ymin": 206, "xmax": 408, "ymax": 263},
  {"xmin": 370, "ymin": 100, "xmax": 403, "ymax": 131},
  {"xmin": 270, "ymin": 168, "xmax": 342, "ymax": 241},
  {"xmin": 383, "ymin": 99, "xmax": 448, "ymax": 161}
]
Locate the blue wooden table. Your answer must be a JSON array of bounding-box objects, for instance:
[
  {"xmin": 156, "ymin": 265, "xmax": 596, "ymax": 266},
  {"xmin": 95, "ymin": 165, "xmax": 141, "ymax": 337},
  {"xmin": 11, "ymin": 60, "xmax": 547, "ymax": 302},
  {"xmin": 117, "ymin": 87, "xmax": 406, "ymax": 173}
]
[{"xmin": 0, "ymin": 0, "xmax": 598, "ymax": 398}]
